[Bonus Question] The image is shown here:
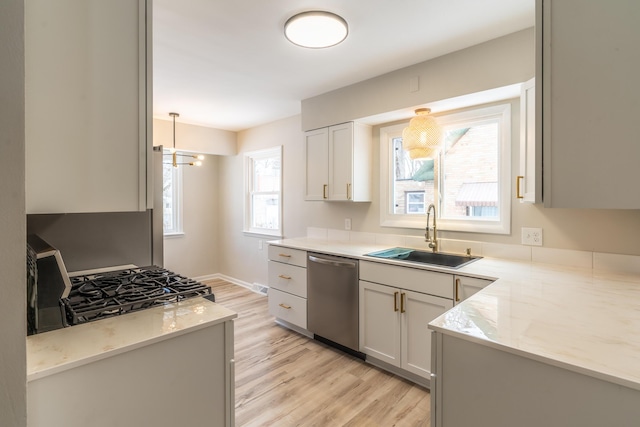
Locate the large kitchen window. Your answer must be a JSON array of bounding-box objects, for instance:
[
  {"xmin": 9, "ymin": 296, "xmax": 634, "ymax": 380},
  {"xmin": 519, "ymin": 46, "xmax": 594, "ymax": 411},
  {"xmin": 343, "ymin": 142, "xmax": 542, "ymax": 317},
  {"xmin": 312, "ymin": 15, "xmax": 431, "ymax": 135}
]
[
  {"xmin": 244, "ymin": 146, "xmax": 282, "ymax": 237},
  {"xmin": 380, "ymin": 103, "xmax": 511, "ymax": 234},
  {"xmin": 162, "ymin": 154, "xmax": 183, "ymax": 235}
]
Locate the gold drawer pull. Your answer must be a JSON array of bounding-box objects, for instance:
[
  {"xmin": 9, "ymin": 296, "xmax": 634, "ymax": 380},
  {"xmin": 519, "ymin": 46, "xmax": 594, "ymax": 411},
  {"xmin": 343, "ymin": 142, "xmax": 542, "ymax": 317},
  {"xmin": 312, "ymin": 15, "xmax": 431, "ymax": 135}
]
[
  {"xmin": 516, "ymin": 176, "xmax": 524, "ymax": 199},
  {"xmin": 278, "ymin": 253, "xmax": 292, "ymax": 258},
  {"xmin": 400, "ymin": 292, "xmax": 406, "ymax": 313},
  {"xmin": 278, "ymin": 274, "xmax": 292, "ymax": 280},
  {"xmin": 279, "ymin": 303, "xmax": 292, "ymax": 310},
  {"xmin": 455, "ymin": 278, "xmax": 461, "ymax": 302},
  {"xmin": 347, "ymin": 183, "xmax": 351, "ymax": 200},
  {"xmin": 394, "ymin": 291, "xmax": 399, "ymax": 312},
  {"xmin": 323, "ymin": 184, "xmax": 328, "ymax": 199}
]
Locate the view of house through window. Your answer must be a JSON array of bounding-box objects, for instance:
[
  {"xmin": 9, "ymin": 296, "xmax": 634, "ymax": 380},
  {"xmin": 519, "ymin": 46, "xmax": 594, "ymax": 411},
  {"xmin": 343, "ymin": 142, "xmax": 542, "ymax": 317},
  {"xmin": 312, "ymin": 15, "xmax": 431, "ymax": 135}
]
[
  {"xmin": 245, "ymin": 146, "xmax": 282, "ymax": 236},
  {"xmin": 163, "ymin": 153, "xmax": 182, "ymax": 235},
  {"xmin": 382, "ymin": 103, "xmax": 511, "ymax": 234}
]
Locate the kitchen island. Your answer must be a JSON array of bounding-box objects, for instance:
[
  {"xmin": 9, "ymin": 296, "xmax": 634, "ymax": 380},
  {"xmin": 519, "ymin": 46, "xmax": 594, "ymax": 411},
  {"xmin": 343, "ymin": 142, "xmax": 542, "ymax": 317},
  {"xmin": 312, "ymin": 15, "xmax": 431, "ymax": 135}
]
[
  {"xmin": 269, "ymin": 236, "xmax": 640, "ymax": 426},
  {"xmin": 27, "ymin": 296, "xmax": 237, "ymax": 427}
]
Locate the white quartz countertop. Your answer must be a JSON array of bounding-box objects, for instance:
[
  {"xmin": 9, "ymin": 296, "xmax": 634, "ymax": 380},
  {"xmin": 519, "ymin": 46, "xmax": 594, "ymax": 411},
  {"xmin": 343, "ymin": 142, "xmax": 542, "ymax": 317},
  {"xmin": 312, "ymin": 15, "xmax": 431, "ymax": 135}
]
[
  {"xmin": 270, "ymin": 237, "xmax": 640, "ymax": 391},
  {"xmin": 27, "ymin": 297, "xmax": 237, "ymax": 381}
]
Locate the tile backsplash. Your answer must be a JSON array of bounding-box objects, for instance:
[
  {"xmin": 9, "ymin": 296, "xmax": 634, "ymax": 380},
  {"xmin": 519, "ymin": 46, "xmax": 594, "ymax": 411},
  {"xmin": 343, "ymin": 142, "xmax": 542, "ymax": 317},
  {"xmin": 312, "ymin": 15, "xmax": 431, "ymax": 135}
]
[{"xmin": 306, "ymin": 227, "xmax": 640, "ymax": 272}]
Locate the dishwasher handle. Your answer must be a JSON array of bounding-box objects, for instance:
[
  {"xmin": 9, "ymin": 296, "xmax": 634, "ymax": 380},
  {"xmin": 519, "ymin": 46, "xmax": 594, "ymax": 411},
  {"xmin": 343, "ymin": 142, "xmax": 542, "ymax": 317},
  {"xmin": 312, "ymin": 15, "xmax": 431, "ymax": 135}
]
[{"xmin": 308, "ymin": 255, "xmax": 357, "ymax": 268}]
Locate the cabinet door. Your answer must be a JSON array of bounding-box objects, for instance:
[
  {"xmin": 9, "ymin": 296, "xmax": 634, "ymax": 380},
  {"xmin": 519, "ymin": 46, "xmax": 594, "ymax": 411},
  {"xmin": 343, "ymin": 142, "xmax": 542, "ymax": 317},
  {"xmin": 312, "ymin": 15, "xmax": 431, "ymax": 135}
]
[
  {"xmin": 25, "ymin": 0, "xmax": 149, "ymax": 214},
  {"xmin": 304, "ymin": 127, "xmax": 329, "ymax": 200},
  {"xmin": 401, "ymin": 290, "xmax": 453, "ymax": 379},
  {"xmin": 359, "ymin": 280, "xmax": 401, "ymax": 367},
  {"xmin": 539, "ymin": 0, "xmax": 640, "ymax": 208},
  {"xmin": 518, "ymin": 77, "xmax": 541, "ymax": 204},
  {"xmin": 454, "ymin": 276, "xmax": 494, "ymax": 305},
  {"xmin": 328, "ymin": 123, "xmax": 353, "ymax": 201}
]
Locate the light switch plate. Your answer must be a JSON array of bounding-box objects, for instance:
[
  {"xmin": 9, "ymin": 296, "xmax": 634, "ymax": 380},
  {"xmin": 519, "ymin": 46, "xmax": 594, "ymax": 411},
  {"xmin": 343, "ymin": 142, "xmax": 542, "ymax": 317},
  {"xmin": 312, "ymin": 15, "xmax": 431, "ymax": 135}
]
[{"xmin": 522, "ymin": 227, "xmax": 543, "ymax": 246}]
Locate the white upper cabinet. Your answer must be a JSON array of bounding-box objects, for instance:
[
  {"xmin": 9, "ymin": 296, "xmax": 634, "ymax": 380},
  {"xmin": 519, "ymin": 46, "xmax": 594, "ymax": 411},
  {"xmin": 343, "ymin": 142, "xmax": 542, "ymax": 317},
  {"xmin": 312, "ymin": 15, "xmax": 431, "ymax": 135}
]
[
  {"xmin": 538, "ymin": 0, "xmax": 640, "ymax": 208},
  {"xmin": 304, "ymin": 122, "xmax": 372, "ymax": 202},
  {"xmin": 518, "ymin": 78, "xmax": 541, "ymax": 204},
  {"xmin": 25, "ymin": 0, "xmax": 151, "ymax": 214},
  {"xmin": 304, "ymin": 127, "xmax": 330, "ymax": 201}
]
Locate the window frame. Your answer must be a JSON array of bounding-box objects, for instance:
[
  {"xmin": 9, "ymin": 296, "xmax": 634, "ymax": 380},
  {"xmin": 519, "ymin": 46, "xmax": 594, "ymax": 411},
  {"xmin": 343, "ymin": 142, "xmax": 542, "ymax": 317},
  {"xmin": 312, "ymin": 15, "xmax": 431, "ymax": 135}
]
[
  {"xmin": 162, "ymin": 150, "xmax": 184, "ymax": 237},
  {"xmin": 380, "ymin": 103, "xmax": 511, "ymax": 235},
  {"xmin": 243, "ymin": 146, "xmax": 283, "ymax": 238}
]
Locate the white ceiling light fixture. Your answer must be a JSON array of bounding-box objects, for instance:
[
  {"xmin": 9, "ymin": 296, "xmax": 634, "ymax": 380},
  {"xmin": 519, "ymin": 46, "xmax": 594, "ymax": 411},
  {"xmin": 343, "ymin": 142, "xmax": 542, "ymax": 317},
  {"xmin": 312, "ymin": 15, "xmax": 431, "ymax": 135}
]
[
  {"xmin": 284, "ymin": 11, "xmax": 348, "ymax": 49},
  {"xmin": 164, "ymin": 112, "xmax": 204, "ymax": 167}
]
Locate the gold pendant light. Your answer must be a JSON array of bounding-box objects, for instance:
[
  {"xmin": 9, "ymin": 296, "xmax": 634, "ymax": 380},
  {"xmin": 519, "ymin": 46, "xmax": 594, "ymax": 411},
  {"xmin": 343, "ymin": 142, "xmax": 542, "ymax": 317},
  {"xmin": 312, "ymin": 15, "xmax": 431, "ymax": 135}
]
[
  {"xmin": 165, "ymin": 112, "xmax": 204, "ymax": 167},
  {"xmin": 402, "ymin": 108, "xmax": 442, "ymax": 160}
]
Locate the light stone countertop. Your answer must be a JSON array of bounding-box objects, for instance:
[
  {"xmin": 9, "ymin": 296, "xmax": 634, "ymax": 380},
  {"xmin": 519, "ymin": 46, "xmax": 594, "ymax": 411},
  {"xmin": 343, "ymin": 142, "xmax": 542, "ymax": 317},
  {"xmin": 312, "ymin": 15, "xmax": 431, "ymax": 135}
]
[
  {"xmin": 27, "ymin": 297, "xmax": 237, "ymax": 381},
  {"xmin": 270, "ymin": 237, "xmax": 640, "ymax": 391}
]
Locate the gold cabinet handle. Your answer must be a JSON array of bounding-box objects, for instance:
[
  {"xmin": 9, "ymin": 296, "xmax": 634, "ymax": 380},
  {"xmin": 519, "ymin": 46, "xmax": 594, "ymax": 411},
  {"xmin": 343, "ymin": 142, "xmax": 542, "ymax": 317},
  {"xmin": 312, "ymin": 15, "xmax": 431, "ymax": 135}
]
[
  {"xmin": 279, "ymin": 303, "xmax": 291, "ymax": 310},
  {"xmin": 323, "ymin": 184, "xmax": 328, "ymax": 199},
  {"xmin": 278, "ymin": 274, "xmax": 292, "ymax": 280},
  {"xmin": 394, "ymin": 291, "xmax": 399, "ymax": 312},
  {"xmin": 455, "ymin": 278, "xmax": 461, "ymax": 302},
  {"xmin": 400, "ymin": 292, "xmax": 406, "ymax": 313},
  {"xmin": 347, "ymin": 183, "xmax": 351, "ymax": 200},
  {"xmin": 278, "ymin": 253, "xmax": 291, "ymax": 258},
  {"xmin": 516, "ymin": 176, "xmax": 524, "ymax": 199}
]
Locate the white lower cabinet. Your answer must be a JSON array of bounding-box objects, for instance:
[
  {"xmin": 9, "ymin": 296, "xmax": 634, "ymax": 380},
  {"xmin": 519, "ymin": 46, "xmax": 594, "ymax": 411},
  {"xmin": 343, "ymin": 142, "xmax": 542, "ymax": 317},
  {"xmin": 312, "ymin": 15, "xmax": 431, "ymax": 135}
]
[
  {"xmin": 454, "ymin": 275, "xmax": 494, "ymax": 304},
  {"xmin": 268, "ymin": 288, "xmax": 307, "ymax": 329},
  {"xmin": 267, "ymin": 245, "xmax": 309, "ymax": 332},
  {"xmin": 27, "ymin": 321, "xmax": 234, "ymax": 427},
  {"xmin": 359, "ymin": 280, "xmax": 453, "ymax": 383}
]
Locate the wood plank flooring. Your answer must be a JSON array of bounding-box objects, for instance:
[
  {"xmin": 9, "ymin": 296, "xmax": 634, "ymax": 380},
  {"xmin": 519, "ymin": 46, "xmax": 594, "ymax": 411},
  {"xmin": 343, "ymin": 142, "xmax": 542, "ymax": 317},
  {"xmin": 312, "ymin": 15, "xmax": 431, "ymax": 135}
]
[{"xmin": 205, "ymin": 278, "xmax": 431, "ymax": 427}]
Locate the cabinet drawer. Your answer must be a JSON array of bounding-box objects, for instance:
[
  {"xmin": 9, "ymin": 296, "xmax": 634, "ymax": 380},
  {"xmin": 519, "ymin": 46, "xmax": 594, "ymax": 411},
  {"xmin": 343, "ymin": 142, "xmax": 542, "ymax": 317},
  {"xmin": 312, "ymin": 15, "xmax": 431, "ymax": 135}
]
[
  {"xmin": 268, "ymin": 245, "xmax": 307, "ymax": 268},
  {"xmin": 360, "ymin": 261, "xmax": 453, "ymax": 300},
  {"xmin": 268, "ymin": 288, "xmax": 307, "ymax": 329},
  {"xmin": 268, "ymin": 261, "xmax": 307, "ymax": 298}
]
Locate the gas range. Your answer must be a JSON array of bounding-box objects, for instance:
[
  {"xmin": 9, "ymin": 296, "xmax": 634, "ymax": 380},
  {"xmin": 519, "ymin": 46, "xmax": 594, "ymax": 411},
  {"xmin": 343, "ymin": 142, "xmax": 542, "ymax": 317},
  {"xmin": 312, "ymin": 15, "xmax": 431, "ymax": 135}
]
[{"xmin": 62, "ymin": 266, "xmax": 213, "ymax": 326}]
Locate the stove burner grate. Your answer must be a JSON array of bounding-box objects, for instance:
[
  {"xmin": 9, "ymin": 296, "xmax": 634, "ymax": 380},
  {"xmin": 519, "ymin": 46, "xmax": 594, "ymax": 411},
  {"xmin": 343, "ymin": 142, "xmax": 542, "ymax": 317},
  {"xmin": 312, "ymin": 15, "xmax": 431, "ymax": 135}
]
[{"xmin": 63, "ymin": 266, "xmax": 213, "ymax": 325}]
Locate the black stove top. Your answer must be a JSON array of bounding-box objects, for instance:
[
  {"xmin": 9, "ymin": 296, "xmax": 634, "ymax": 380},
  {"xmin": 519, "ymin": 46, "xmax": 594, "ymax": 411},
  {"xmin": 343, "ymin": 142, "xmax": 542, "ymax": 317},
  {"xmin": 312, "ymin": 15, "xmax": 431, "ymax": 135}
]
[{"xmin": 62, "ymin": 266, "xmax": 213, "ymax": 326}]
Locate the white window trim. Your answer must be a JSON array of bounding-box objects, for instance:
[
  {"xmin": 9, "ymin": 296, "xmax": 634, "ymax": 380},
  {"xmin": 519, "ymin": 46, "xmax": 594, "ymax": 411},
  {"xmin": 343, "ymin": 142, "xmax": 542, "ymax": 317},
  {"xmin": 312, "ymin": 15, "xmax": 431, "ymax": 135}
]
[
  {"xmin": 380, "ymin": 103, "xmax": 511, "ymax": 235},
  {"xmin": 163, "ymin": 150, "xmax": 184, "ymax": 236},
  {"xmin": 243, "ymin": 146, "xmax": 283, "ymax": 238}
]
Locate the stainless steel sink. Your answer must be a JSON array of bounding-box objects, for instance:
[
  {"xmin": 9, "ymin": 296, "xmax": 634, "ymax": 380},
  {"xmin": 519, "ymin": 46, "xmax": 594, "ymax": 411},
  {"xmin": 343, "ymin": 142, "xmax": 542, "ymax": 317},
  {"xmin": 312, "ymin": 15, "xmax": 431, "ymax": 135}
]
[{"xmin": 365, "ymin": 247, "xmax": 481, "ymax": 269}]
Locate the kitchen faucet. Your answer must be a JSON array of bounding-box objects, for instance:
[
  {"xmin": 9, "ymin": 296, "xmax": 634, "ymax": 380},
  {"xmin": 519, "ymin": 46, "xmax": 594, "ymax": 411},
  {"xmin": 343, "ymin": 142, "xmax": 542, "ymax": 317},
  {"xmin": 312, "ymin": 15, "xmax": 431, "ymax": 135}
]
[{"xmin": 425, "ymin": 203, "xmax": 438, "ymax": 252}]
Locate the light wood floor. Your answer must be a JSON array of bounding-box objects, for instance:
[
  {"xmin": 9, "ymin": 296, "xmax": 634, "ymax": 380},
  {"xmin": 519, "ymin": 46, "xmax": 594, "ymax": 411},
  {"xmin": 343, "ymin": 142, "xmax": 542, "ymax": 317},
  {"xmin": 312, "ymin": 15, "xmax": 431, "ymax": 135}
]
[{"xmin": 205, "ymin": 278, "xmax": 431, "ymax": 427}]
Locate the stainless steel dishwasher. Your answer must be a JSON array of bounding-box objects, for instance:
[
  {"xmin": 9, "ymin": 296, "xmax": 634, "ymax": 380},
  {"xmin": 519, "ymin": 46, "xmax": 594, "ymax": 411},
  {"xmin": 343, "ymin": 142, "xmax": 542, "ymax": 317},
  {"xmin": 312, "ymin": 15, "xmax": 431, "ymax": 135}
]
[{"xmin": 307, "ymin": 252, "xmax": 363, "ymax": 358}]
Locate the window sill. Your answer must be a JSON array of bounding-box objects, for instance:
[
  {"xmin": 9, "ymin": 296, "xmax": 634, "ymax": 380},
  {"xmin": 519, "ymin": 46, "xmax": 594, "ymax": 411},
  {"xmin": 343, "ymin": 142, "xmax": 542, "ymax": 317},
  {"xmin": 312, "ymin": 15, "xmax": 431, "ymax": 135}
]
[
  {"xmin": 164, "ymin": 232, "xmax": 185, "ymax": 239},
  {"xmin": 243, "ymin": 230, "xmax": 283, "ymax": 239}
]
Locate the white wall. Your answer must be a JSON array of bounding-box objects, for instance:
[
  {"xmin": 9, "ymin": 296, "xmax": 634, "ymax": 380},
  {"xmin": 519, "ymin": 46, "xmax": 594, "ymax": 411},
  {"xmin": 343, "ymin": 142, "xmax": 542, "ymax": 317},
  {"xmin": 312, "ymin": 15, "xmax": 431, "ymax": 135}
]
[
  {"xmin": 153, "ymin": 118, "xmax": 236, "ymax": 155},
  {"xmin": 153, "ymin": 119, "xmax": 233, "ymax": 278},
  {"xmin": 163, "ymin": 154, "xmax": 221, "ymax": 278},
  {"xmin": 301, "ymin": 28, "xmax": 534, "ymax": 131},
  {"xmin": 216, "ymin": 28, "xmax": 640, "ymax": 286},
  {"xmin": 0, "ymin": 0, "xmax": 27, "ymax": 424}
]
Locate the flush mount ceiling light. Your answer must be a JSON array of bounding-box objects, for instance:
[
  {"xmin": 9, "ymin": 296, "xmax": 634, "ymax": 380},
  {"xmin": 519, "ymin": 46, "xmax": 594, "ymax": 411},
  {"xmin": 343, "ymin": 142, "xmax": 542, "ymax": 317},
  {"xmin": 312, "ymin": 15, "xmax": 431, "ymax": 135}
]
[
  {"xmin": 284, "ymin": 11, "xmax": 348, "ymax": 49},
  {"xmin": 402, "ymin": 108, "xmax": 443, "ymax": 160},
  {"xmin": 164, "ymin": 112, "xmax": 204, "ymax": 167}
]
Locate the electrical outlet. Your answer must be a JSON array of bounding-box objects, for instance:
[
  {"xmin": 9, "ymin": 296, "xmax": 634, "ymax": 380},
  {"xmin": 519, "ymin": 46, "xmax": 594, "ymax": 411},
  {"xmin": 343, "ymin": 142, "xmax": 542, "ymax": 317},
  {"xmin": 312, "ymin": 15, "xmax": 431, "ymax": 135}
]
[
  {"xmin": 344, "ymin": 218, "xmax": 352, "ymax": 231},
  {"xmin": 521, "ymin": 227, "xmax": 543, "ymax": 246}
]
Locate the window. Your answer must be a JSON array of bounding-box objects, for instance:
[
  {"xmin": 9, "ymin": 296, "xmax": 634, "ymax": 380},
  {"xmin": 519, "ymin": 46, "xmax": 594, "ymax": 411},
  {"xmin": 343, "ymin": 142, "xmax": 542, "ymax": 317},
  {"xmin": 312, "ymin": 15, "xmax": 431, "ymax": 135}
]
[
  {"xmin": 405, "ymin": 191, "xmax": 426, "ymax": 214},
  {"xmin": 244, "ymin": 146, "xmax": 282, "ymax": 237},
  {"xmin": 163, "ymin": 151, "xmax": 183, "ymax": 235},
  {"xmin": 380, "ymin": 103, "xmax": 511, "ymax": 234}
]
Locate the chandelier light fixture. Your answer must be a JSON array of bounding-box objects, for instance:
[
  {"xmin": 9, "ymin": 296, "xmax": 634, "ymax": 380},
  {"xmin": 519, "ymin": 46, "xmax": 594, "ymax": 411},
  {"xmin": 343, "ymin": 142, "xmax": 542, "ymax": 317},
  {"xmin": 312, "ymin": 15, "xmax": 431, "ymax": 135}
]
[
  {"xmin": 284, "ymin": 11, "xmax": 348, "ymax": 49},
  {"xmin": 165, "ymin": 112, "xmax": 204, "ymax": 167},
  {"xmin": 402, "ymin": 108, "xmax": 443, "ymax": 159}
]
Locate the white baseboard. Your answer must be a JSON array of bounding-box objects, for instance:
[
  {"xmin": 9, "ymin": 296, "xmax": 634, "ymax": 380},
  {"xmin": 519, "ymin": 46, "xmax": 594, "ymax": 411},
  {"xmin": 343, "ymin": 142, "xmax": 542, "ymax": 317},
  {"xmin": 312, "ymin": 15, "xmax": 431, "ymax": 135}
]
[{"xmin": 195, "ymin": 273, "xmax": 268, "ymax": 296}]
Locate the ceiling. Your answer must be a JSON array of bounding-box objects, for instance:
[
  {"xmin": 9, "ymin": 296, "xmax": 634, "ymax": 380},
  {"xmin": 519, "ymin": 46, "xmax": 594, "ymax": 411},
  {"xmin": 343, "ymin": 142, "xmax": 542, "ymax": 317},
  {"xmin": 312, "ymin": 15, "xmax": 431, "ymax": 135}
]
[{"xmin": 153, "ymin": 0, "xmax": 535, "ymax": 132}]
